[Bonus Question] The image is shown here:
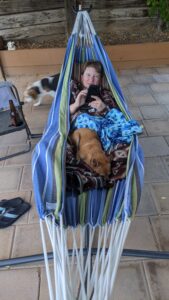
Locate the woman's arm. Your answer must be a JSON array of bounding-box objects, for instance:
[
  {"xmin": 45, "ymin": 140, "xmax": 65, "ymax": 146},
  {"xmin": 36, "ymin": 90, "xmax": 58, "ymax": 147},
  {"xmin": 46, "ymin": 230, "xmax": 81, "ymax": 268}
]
[
  {"xmin": 70, "ymin": 89, "xmax": 87, "ymax": 115},
  {"xmin": 101, "ymin": 89, "xmax": 117, "ymax": 109}
]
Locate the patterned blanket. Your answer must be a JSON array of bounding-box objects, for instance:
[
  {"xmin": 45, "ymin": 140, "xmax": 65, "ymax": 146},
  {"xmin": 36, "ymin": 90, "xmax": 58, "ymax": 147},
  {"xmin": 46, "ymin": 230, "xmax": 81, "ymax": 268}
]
[{"xmin": 66, "ymin": 139, "xmax": 129, "ymax": 193}]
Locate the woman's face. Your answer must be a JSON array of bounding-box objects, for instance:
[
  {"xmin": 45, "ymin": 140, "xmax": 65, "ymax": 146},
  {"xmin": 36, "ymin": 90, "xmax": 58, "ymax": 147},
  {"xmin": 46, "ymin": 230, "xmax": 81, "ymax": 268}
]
[{"xmin": 81, "ymin": 66, "xmax": 101, "ymax": 88}]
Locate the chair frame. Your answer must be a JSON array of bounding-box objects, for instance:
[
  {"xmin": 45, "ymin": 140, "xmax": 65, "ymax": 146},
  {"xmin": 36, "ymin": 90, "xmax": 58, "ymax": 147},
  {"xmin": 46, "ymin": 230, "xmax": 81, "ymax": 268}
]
[{"xmin": 0, "ymin": 81, "xmax": 32, "ymax": 161}]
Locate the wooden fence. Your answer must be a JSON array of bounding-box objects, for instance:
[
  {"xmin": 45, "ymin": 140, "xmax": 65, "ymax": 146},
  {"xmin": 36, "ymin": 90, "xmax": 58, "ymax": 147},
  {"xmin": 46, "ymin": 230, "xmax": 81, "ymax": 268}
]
[{"xmin": 0, "ymin": 0, "xmax": 151, "ymax": 42}]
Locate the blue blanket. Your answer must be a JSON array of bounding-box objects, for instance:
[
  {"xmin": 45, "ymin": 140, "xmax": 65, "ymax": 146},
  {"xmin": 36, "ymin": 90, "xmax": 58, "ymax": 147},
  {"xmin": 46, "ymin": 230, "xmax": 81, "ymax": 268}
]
[{"xmin": 72, "ymin": 108, "xmax": 142, "ymax": 151}]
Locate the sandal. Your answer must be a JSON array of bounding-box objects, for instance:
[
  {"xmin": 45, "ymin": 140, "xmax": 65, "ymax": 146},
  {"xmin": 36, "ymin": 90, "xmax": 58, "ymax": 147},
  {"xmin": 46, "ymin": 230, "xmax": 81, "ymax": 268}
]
[{"xmin": 0, "ymin": 197, "xmax": 31, "ymax": 228}]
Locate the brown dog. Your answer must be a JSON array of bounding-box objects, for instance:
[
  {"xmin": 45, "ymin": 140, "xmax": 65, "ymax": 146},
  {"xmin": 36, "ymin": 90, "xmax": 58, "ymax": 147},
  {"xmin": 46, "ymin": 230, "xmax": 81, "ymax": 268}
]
[{"xmin": 70, "ymin": 128, "xmax": 111, "ymax": 177}]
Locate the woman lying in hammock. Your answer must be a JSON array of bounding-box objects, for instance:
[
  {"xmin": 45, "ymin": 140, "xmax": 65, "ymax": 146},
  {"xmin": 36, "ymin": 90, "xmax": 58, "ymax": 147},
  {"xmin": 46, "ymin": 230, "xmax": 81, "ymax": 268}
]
[{"xmin": 66, "ymin": 61, "xmax": 142, "ymax": 193}]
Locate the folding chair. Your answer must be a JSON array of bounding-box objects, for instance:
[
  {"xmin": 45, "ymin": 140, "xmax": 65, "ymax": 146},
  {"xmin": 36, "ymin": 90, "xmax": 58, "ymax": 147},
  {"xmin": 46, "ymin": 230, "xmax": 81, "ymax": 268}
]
[{"xmin": 0, "ymin": 81, "xmax": 31, "ymax": 161}]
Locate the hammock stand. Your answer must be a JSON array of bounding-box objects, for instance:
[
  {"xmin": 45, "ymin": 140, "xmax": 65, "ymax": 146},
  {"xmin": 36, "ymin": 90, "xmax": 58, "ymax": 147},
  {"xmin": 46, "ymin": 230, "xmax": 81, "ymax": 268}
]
[{"xmin": 0, "ymin": 6, "xmax": 168, "ymax": 299}]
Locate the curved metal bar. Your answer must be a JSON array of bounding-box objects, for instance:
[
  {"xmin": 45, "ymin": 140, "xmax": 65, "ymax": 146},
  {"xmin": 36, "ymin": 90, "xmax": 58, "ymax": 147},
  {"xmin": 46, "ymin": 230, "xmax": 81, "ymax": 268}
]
[{"xmin": 1, "ymin": 249, "xmax": 169, "ymax": 268}]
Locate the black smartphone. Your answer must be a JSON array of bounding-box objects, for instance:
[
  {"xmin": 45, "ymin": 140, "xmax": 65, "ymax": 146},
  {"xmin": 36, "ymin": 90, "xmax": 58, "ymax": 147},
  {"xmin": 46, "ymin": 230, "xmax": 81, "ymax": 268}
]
[{"xmin": 86, "ymin": 85, "xmax": 100, "ymax": 103}]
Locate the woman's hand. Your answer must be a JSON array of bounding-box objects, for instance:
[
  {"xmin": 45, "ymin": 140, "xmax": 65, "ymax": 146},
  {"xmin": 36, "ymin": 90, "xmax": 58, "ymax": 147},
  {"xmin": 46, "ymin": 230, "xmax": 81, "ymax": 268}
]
[
  {"xmin": 70, "ymin": 89, "xmax": 87, "ymax": 114},
  {"xmin": 89, "ymin": 96, "xmax": 106, "ymax": 112}
]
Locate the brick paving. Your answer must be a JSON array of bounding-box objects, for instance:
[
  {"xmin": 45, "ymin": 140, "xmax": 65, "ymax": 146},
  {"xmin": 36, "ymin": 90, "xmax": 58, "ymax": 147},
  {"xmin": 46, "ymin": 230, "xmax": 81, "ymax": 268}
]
[{"xmin": 0, "ymin": 65, "xmax": 169, "ymax": 299}]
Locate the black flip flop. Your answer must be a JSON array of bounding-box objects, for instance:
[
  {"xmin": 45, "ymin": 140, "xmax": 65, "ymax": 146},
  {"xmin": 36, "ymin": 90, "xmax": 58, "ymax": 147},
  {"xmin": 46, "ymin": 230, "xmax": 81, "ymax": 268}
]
[{"xmin": 0, "ymin": 197, "xmax": 31, "ymax": 228}]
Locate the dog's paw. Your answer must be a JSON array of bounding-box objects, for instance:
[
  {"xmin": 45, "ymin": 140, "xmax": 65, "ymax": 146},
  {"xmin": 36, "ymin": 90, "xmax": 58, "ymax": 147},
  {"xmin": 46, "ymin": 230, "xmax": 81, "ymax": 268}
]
[{"xmin": 33, "ymin": 102, "xmax": 41, "ymax": 106}]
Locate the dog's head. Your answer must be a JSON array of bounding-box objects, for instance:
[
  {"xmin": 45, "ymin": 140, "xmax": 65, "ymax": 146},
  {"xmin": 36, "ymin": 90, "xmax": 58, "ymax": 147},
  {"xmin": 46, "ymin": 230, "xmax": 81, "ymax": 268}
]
[
  {"xmin": 23, "ymin": 86, "xmax": 40, "ymax": 103},
  {"xmin": 84, "ymin": 151, "xmax": 111, "ymax": 177},
  {"xmin": 70, "ymin": 128, "xmax": 111, "ymax": 177}
]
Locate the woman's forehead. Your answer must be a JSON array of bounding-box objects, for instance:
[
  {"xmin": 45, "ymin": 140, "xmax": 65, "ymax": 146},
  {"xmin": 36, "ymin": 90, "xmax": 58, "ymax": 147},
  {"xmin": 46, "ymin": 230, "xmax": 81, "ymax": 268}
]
[{"xmin": 84, "ymin": 66, "xmax": 100, "ymax": 74}]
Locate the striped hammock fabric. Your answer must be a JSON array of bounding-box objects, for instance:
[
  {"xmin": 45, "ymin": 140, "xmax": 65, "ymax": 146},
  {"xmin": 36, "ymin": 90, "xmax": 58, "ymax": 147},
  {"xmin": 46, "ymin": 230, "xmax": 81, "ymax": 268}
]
[
  {"xmin": 32, "ymin": 10, "xmax": 144, "ymax": 300},
  {"xmin": 32, "ymin": 11, "xmax": 144, "ymax": 225}
]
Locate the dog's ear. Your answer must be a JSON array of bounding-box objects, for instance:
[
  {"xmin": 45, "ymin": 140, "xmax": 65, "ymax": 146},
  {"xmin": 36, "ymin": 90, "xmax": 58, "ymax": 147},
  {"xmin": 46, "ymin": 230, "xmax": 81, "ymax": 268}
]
[
  {"xmin": 70, "ymin": 130, "xmax": 81, "ymax": 151},
  {"xmin": 27, "ymin": 88, "xmax": 38, "ymax": 100}
]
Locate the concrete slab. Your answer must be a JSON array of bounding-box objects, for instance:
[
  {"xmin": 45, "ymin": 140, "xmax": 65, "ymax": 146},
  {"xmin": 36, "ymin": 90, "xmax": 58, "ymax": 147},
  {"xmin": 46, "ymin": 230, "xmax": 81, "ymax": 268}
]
[
  {"xmin": 150, "ymin": 215, "xmax": 169, "ymax": 251},
  {"xmin": 156, "ymin": 67, "xmax": 169, "ymax": 74},
  {"xmin": 0, "ymin": 130, "xmax": 28, "ymax": 146},
  {"xmin": 119, "ymin": 69, "xmax": 138, "ymax": 76},
  {"xmin": 113, "ymin": 261, "xmax": 151, "ymax": 300},
  {"xmin": 0, "ymin": 64, "xmax": 169, "ymax": 300},
  {"xmin": 28, "ymin": 192, "xmax": 39, "ymax": 224},
  {"xmin": 4, "ymin": 144, "xmax": 33, "ymax": 166},
  {"xmin": 153, "ymin": 74, "xmax": 169, "ymax": 82},
  {"xmin": 139, "ymin": 137, "xmax": 169, "ymax": 157},
  {"xmin": 127, "ymin": 84, "xmax": 152, "ymax": 96},
  {"xmin": 132, "ymin": 74, "xmax": 155, "ymax": 84},
  {"xmin": 118, "ymin": 76, "xmax": 134, "ymax": 87},
  {"xmin": 165, "ymin": 136, "xmax": 169, "ymax": 146},
  {"xmin": 0, "ymin": 226, "xmax": 14, "ymax": 259},
  {"xmin": 137, "ymin": 184, "xmax": 157, "ymax": 216},
  {"xmin": 153, "ymin": 92, "xmax": 169, "ymax": 105},
  {"xmin": 162, "ymin": 156, "xmax": 169, "ymax": 176},
  {"xmin": 0, "ymin": 267, "xmax": 39, "ymax": 300},
  {"xmin": 150, "ymin": 83, "xmax": 169, "ymax": 92},
  {"xmin": 0, "ymin": 147, "xmax": 8, "ymax": 166},
  {"xmin": 128, "ymin": 106, "xmax": 143, "ymax": 120},
  {"xmin": 26, "ymin": 109, "xmax": 49, "ymax": 130},
  {"xmin": 151, "ymin": 183, "xmax": 169, "ymax": 214},
  {"xmin": 140, "ymin": 105, "xmax": 169, "ymax": 120},
  {"xmin": 11, "ymin": 223, "xmax": 52, "ymax": 257},
  {"xmin": 130, "ymin": 94, "xmax": 157, "ymax": 106},
  {"xmin": 0, "ymin": 166, "xmax": 22, "ymax": 192},
  {"xmin": 137, "ymin": 68, "xmax": 158, "ymax": 74},
  {"xmin": 124, "ymin": 217, "xmax": 158, "ymax": 250},
  {"xmin": 20, "ymin": 165, "xmax": 32, "ymax": 190},
  {"xmin": 166, "ymin": 105, "xmax": 169, "ymax": 113},
  {"xmin": 144, "ymin": 260, "xmax": 169, "ymax": 300},
  {"xmin": 144, "ymin": 157, "xmax": 169, "ymax": 183},
  {"xmin": 143, "ymin": 119, "xmax": 169, "ymax": 136},
  {"xmin": 39, "ymin": 266, "xmax": 54, "ymax": 300}
]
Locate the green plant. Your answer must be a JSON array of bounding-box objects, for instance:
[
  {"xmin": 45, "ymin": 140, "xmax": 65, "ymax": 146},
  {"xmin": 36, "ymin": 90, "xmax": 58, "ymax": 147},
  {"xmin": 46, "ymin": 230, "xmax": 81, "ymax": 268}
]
[{"xmin": 147, "ymin": 0, "xmax": 169, "ymax": 27}]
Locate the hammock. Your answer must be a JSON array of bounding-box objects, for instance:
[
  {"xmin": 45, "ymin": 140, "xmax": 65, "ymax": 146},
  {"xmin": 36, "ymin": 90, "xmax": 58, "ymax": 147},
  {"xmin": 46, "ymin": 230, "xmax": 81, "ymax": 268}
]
[{"xmin": 32, "ymin": 10, "xmax": 144, "ymax": 300}]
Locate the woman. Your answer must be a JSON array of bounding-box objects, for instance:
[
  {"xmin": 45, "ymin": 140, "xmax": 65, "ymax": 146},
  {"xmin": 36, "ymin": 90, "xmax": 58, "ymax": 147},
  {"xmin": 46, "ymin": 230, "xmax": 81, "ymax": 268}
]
[{"xmin": 69, "ymin": 60, "xmax": 142, "ymax": 152}]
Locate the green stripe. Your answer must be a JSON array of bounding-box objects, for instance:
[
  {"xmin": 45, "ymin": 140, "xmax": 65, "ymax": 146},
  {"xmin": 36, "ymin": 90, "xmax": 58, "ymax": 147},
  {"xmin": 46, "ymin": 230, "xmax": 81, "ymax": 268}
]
[
  {"xmin": 78, "ymin": 192, "xmax": 88, "ymax": 225},
  {"xmin": 102, "ymin": 188, "xmax": 113, "ymax": 225},
  {"xmin": 54, "ymin": 40, "xmax": 75, "ymax": 217},
  {"xmin": 131, "ymin": 173, "xmax": 138, "ymax": 219}
]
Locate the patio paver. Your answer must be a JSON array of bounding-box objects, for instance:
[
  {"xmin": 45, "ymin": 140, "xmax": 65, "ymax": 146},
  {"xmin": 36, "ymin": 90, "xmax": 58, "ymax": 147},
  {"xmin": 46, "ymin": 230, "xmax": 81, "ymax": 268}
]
[
  {"xmin": 11, "ymin": 223, "xmax": 52, "ymax": 258},
  {"xmin": 151, "ymin": 182, "xmax": 169, "ymax": 214},
  {"xmin": 153, "ymin": 92, "xmax": 169, "ymax": 104},
  {"xmin": 150, "ymin": 83, "xmax": 169, "ymax": 92},
  {"xmin": 139, "ymin": 137, "xmax": 169, "ymax": 157},
  {"xmin": 137, "ymin": 184, "xmax": 157, "ymax": 216},
  {"xmin": 130, "ymin": 94, "xmax": 157, "ymax": 106},
  {"xmin": 150, "ymin": 215, "xmax": 169, "ymax": 251},
  {"xmin": 143, "ymin": 119, "xmax": 169, "ymax": 136},
  {"xmin": 113, "ymin": 262, "xmax": 151, "ymax": 300},
  {"xmin": 1, "ymin": 65, "xmax": 169, "ymax": 300},
  {"xmin": 124, "ymin": 217, "xmax": 158, "ymax": 251},
  {"xmin": 144, "ymin": 157, "xmax": 169, "ymax": 182},
  {"xmin": 144, "ymin": 260, "xmax": 169, "ymax": 300},
  {"xmin": 0, "ymin": 267, "xmax": 40, "ymax": 300},
  {"xmin": 140, "ymin": 105, "xmax": 169, "ymax": 120},
  {"xmin": 0, "ymin": 166, "xmax": 22, "ymax": 191}
]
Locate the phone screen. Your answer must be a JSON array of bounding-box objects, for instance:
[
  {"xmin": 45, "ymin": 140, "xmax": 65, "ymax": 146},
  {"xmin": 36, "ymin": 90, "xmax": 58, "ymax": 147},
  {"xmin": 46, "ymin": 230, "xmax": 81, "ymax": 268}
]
[{"xmin": 86, "ymin": 85, "xmax": 100, "ymax": 103}]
